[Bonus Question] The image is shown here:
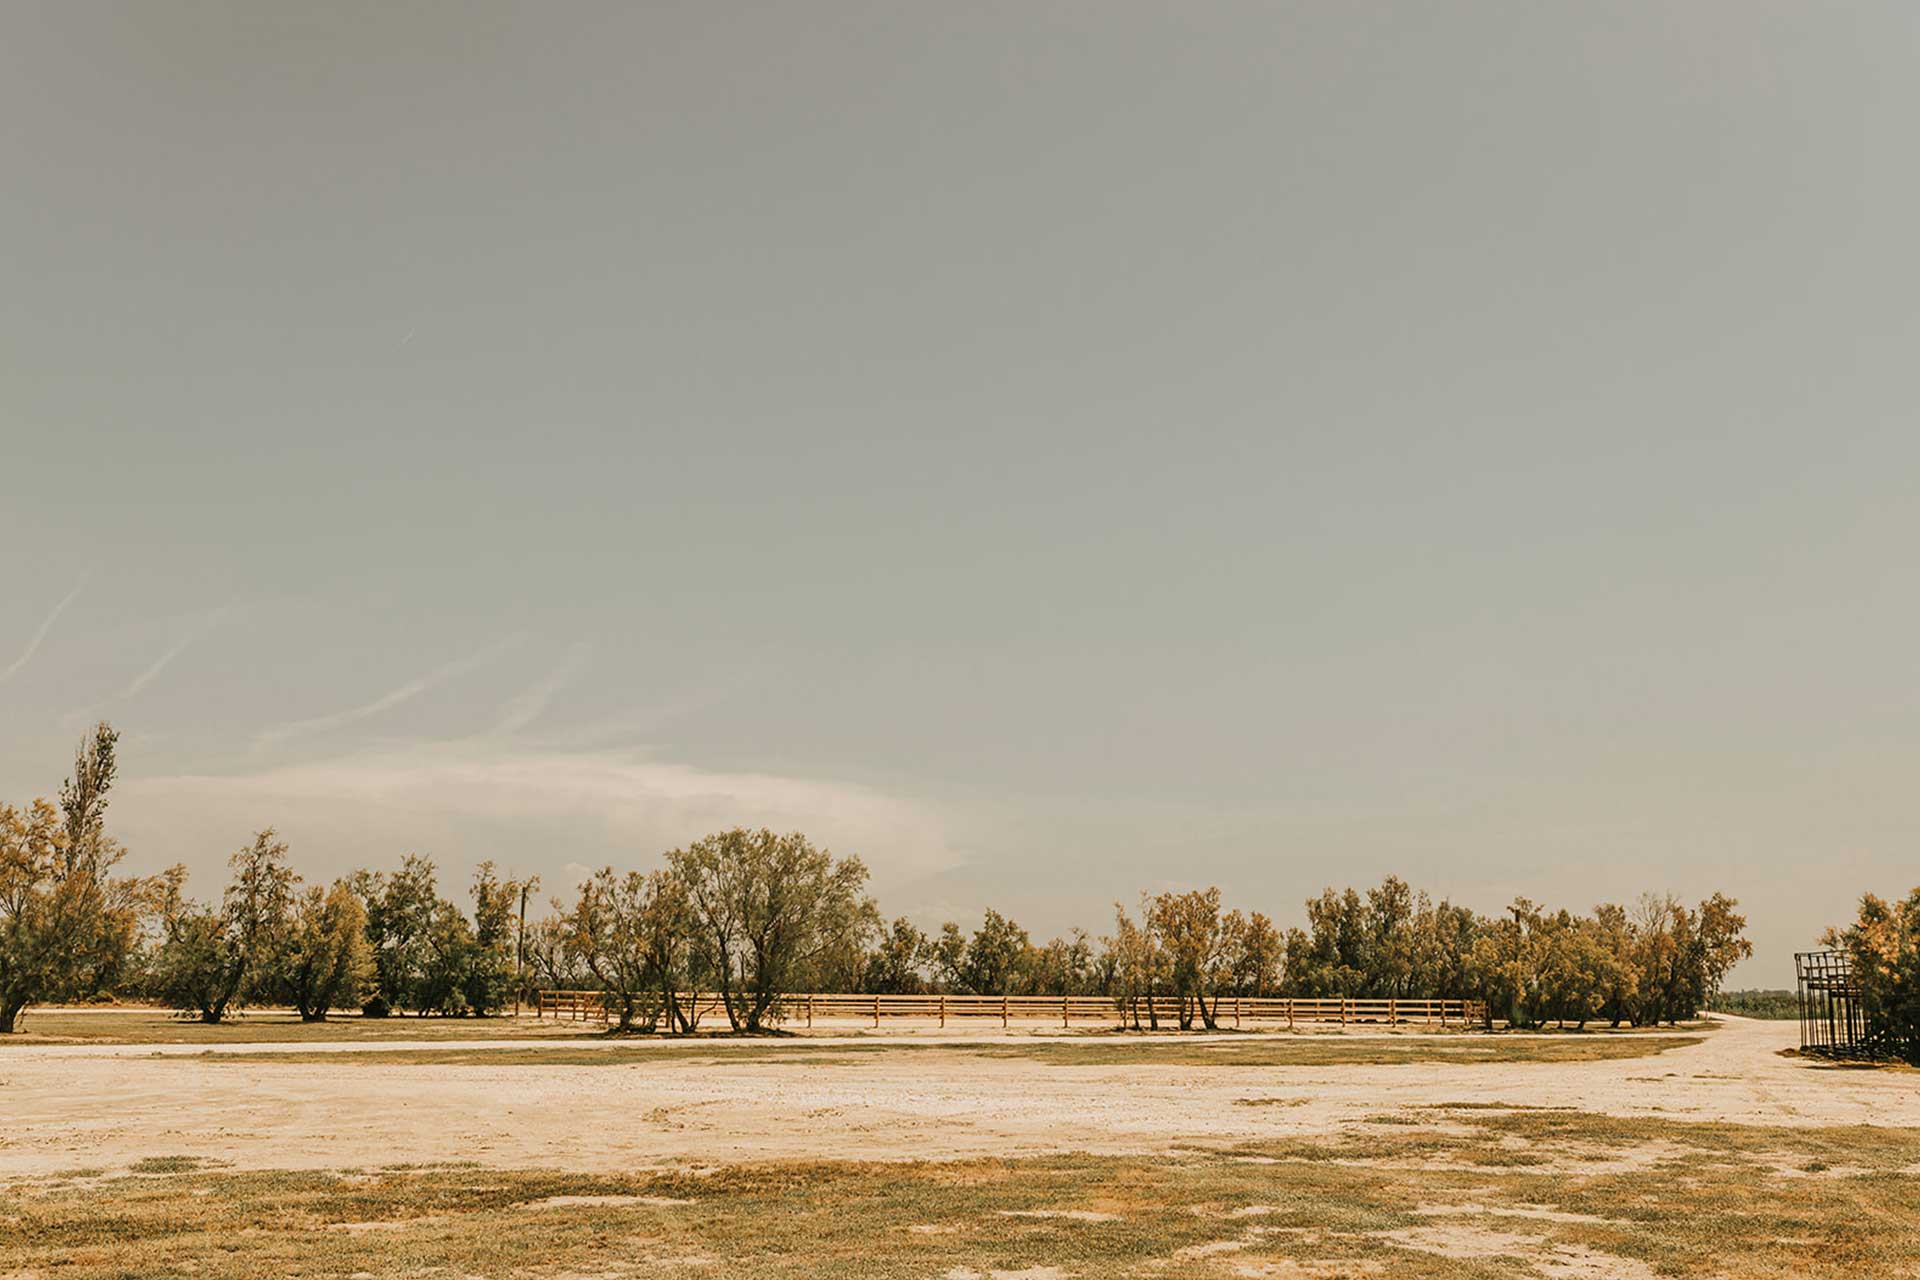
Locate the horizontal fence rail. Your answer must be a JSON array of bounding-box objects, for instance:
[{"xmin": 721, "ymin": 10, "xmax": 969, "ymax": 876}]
[{"xmin": 535, "ymin": 990, "xmax": 1487, "ymax": 1029}]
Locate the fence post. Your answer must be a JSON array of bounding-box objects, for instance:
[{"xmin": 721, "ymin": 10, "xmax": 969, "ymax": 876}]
[
  {"xmin": 1002, "ymin": 994, "xmax": 1008, "ymax": 1028},
  {"xmin": 1340, "ymin": 997, "xmax": 1347, "ymax": 1026},
  {"xmin": 1287, "ymin": 998, "xmax": 1294, "ymax": 1030},
  {"xmin": 1389, "ymin": 997, "xmax": 1397, "ymax": 1025},
  {"xmin": 1234, "ymin": 997, "xmax": 1241, "ymax": 1029},
  {"xmin": 939, "ymin": 994, "xmax": 946, "ymax": 1028},
  {"xmin": 874, "ymin": 994, "xmax": 881, "ymax": 1028},
  {"xmin": 1063, "ymin": 994, "xmax": 1069, "ymax": 1028}
]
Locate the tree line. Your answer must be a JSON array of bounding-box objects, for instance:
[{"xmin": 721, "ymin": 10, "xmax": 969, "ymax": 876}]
[{"xmin": 3, "ymin": 723, "xmax": 1752, "ymax": 1033}]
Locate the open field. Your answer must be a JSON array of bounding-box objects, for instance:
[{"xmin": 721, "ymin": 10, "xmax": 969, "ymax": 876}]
[
  {"xmin": 7, "ymin": 1111, "xmax": 1920, "ymax": 1280},
  {"xmin": 3, "ymin": 1016, "xmax": 1917, "ymax": 1277}
]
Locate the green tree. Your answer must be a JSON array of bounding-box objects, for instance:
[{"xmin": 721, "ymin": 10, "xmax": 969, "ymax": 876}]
[
  {"xmin": 1295, "ymin": 887, "xmax": 1368, "ymax": 996},
  {"xmin": 563, "ymin": 868, "xmax": 673, "ymax": 1032},
  {"xmin": 414, "ymin": 898, "xmax": 477, "ymax": 1015},
  {"xmin": 1469, "ymin": 898, "xmax": 1549, "ymax": 1029},
  {"xmin": 524, "ymin": 913, "xmax": 587, "ymax": 991},
  {"xmin": 2, "ymin": 725, "xmax": 152, "ymax": 1032},
  {"xmin": 1589, "ymin": 902, "xmax": 1640, "ymax": 1027},
  {"xmin": 353, "ymin": 855, "xmax": 441, "ymax": 1015},
  {"xmin": 0, "ymin": 799, "xmax": 91, "ymax": 1032},
  {"xmin": 1224, "ymin": 909, "xmax": 1282, "ymax": 997},
  {"xmin": 929, "ymin": 921, "xmax": 968, "ymax": 991},
  {"xmin": 1365, "ymin": 877, "xmax": 1417, "ymax": 998},
  {"xmin": 153, "ymin": 830, "xmax": 296, "ymax": 1023},
  {"xmin": 1690, "ymin": 893, "xmax": 1753, "ymax": 1014},
  {"xmin": 463, "ymin": 861, "xmax": 530, "ymax": 1016},
  {"xmin": 1031, "ymin": 929, "xmax": 1097, "ymax": 997},
  {"xmin": 668, "ymin": 828, "xmax": 873, "ymax": 1032},
  {"xmin": 1147, "ymin": 888, "xmax": 1229, "ymax": 1029},
  {"xmin": 279, "ymin": 880, "xmax": 374, "ymax": 1021},
  {"xmin": 935, "ymin": 909, "xmax": 1032, "ymax": 996},
  {"xmin": 1824, "ymin": 890, "xmax": 1920, "ymax": 1061},
  {"xmin": 1103, "ymin": 902, "xmax": 1165, "ymax": 1029},
  {"xmin": 863, "ymin": 917, "xmax": 930, "ymax": 994}
]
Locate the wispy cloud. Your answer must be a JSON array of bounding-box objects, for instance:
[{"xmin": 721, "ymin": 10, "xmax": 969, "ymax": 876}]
[
  {"xmin": 124, "ymin": 604, "xmax": 237, "ymax": 699},
  {"xmin": 254, "ymin": 636, "xmax": 523, "ymax": 750},
  {"xmin": 118, "ymin": 743, "xmax": 963, "ymax": 885},
  {"xmin": 0, "ymin": 571, "xmax": 88, "ymax": 685},
  {"xmin": 492, "ymin": 641, "xmax": 593, "ymax": 736}
]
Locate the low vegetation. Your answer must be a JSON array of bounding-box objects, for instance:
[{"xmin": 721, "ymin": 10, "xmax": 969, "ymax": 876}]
[
  {"xmin": 204, "ymin": 1033, "xmax": 1705, "ymax": 1069},
  {"xmin": 1708, "ymin": 988, "xmax": 1798, "ymax": 1020},
  {"xmin": 2, "ymin": 1109, "xmax": 1912, "ymax": 1278}
]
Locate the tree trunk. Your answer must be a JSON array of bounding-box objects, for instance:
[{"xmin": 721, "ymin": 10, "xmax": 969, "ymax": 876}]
[
  {"xmin": 747, "ymin": 982, "xmax": 774, "ymax": 1033},
  {"xmin": 0, "ymin": 999, "xmax": 25, "ymax": 1034},
  {"xmin": 714, "ymin": 943, "xmax": 746, "ymax": 1031}
]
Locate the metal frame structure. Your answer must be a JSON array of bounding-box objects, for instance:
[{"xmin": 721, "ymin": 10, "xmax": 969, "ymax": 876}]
[{"xmin": 1795, "ymin": 950, "xmax": 1867, "ymax": 1058}]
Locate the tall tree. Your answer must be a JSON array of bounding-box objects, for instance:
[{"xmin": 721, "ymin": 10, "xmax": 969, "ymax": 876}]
[
  {"xmin": 952, "ymin": 909, "xmax": 1032, "ymax": 997},
  {"xmin": 668, "ymin": 828, "xmax": 873, "ymax": 1031},
  {"xmin": 0, "ymin": 800, "xmax": 71, "ymax": 1033},
  {"xmin": 153, "ymin": 830, "xmax": 296, "ymax": 1023},
  {"xmin": 1103, "ymin": 901, "xmax": 1165, "ymax": 1029},
  {"xmin": 1, "ymin": 725, "xmax": 150, "ymax": 1033},
  {"xmin": 863, "ymin": 917, "xmax": 930, "ymax": 995},
  {"xmin": 278, "ymin": 881, "xmax": 374, "ymax": 1021},
  {"xmin": 353, "ymin": 854, "xmax": 442, "ymax": 1015},
  {"xmin": 1148, "ymin": 888, "xmax": 1228, "ymax": 1029},
  {"xmin": 561, "ymin": 867, "xmax": 698, "ymax": 1033},
  {"xmin": 1224, "ymin": 910, "xmax": 1282, "ymax": 998},
  {"xmin": 464, "ymin": 861, "xmax": 530, "ymax": 1016}
]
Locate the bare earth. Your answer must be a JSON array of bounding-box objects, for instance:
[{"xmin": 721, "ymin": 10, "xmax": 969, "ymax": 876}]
[{"xmin": 0, "ymin": 1015, "xmax": 1905, "ymax": 1176}]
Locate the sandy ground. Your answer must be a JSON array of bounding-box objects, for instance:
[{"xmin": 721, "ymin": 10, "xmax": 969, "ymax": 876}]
[{"xmin": 0, "ymin": 1016, "xmax": 1910, "ymax": 1176}]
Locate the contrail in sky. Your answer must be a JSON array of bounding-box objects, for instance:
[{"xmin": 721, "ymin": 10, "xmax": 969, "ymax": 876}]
[
  {"xmin": 124, "ymin": 604, "xmax": 237, "ymax": 698},
  {"xmin": 255, "ymin": 635, "xmax": 523, "ymax": 750},
  {"xmin": 0, "ymin": 572, "xmax": 88, "ymax": 685},
  {"xmin": 492, "ymin": 640, "xmax": 593, "ymax": 736}
]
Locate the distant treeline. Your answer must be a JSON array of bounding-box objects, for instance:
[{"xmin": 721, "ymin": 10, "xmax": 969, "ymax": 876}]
[
  {"xmin": 1706, "ymin": 989, "xmax": 1797, "ymax": 1020},
  {"xmin": 3, "ymin": 723, "xmax": 1751, "ymax": 1035}
]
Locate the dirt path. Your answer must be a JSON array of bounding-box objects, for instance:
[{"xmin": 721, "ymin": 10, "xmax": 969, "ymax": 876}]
[{"xmin": 0, "ymin": 1016, "xmax": 1907, "ymax": 1176}]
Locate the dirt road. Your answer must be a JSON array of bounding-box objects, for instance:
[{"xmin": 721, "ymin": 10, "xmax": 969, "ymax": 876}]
[{"xmin": 0, "ymin": 1016, "xmax": 1906, "ymax": 1176}]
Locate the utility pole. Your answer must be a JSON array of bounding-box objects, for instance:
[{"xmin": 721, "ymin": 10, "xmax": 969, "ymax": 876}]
[{"xmin": 514, "ymin": 874, "xmax": 539, "ymax": 1018}]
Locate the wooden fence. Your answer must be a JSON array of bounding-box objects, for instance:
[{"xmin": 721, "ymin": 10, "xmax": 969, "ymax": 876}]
[{"xmin": 535, "ymin": 990, "xmax": 1486, "ymax": 1029}]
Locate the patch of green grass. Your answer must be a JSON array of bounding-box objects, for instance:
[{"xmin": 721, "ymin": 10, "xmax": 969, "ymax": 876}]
[
  {"xmin": 126, "ymin": 1156, "xmax": 209, "ymax": 1174},
  {"xmin": 967, "ymin": 1035, "xmax": 1705, "ymax": 1067},
  {"xmin": 217, "ymin": 1034, "xmax": 1704, "ymax": 1070}
]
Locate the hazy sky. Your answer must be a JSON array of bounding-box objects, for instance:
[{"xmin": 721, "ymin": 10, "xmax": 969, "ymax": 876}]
[{"xmin": 5, "ymin": 4, "xmax": 1917, "ymax": 983}]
